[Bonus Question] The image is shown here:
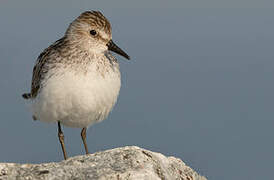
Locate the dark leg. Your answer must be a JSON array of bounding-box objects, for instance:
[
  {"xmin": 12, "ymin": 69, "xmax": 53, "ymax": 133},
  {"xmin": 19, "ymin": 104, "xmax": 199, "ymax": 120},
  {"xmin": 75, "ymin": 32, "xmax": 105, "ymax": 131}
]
[
  {"xmin": 81, "ymin": 127, "xmax": 89, "ymax": 155},
  {"xmin": 58, "ymin": 121, "xmax": 68, "ymax": 160}
]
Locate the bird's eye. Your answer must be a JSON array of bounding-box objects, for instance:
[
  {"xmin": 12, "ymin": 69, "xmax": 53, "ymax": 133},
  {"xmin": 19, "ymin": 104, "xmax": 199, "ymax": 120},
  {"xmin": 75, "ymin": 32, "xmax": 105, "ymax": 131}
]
[{"xmin": 90, "ymin": 30, "xmax": 97, "ymax": 36}]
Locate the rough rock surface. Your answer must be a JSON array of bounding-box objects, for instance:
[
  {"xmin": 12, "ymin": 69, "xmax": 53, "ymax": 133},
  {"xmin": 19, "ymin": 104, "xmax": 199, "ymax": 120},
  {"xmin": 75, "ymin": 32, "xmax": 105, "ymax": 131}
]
[{"xmin": 0, "ymin": 146, "xmax": 207, "ymax": 180}]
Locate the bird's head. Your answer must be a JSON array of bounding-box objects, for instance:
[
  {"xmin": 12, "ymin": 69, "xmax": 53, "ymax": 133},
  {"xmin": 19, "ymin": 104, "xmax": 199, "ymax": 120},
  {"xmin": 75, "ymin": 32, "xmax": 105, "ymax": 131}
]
[{"xmin": 66, "ymin": 11, "xmax": 130, "ymax": 60}]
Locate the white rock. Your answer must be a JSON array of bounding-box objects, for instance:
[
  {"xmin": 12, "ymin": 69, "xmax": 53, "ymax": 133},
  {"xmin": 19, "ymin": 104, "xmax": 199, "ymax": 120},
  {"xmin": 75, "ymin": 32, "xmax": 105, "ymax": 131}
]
[{"xmin": 0, "ymin": 146, "xmax": 207, "ymax": 180}]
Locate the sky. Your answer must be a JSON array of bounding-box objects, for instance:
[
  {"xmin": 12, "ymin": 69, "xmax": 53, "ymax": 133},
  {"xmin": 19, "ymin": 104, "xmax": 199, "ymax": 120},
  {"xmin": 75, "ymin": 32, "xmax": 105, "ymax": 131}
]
[{"xmin": 0, "ymin": 1, "xmax": 274, "ymax": 180}]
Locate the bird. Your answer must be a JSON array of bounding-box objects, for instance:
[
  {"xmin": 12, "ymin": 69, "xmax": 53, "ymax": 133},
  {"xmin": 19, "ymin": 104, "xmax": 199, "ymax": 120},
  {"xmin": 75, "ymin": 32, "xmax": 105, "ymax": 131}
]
[{"xmin": 22, "ymin": 11, "xmax": 130, "ymax": 160}]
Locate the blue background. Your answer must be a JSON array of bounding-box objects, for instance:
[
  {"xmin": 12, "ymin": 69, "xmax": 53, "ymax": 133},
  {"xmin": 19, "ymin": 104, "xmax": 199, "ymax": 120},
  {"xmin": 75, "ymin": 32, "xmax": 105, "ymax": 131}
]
[{"xmin": 0, "ymin": 1, "xmax": 274, "ymax": 179}]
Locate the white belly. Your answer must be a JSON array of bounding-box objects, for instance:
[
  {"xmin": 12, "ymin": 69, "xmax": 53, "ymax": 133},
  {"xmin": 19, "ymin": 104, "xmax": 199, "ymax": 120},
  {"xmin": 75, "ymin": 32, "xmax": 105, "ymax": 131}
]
[{"xmin": 31, "ymin": 66, "xmax": 121, "ymax": 128}]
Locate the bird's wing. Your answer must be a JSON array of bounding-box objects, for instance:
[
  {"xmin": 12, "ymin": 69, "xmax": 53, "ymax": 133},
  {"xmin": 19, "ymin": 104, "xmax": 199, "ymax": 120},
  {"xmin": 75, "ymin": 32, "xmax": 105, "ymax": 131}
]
[
  {"xmin": 30, "ymin": 50, "xmax": 48, "ymax": 98},
  {"xmin": 23, "ymin": 37, "xmax": 65, "ymax": 99}
]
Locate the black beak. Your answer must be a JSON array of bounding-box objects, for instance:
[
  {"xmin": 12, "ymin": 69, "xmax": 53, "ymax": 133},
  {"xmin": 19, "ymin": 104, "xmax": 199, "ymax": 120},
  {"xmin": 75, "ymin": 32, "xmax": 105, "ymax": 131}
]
[{"xmin": 107, "ymin": 40, "xmax": 130, "ymax": 60}]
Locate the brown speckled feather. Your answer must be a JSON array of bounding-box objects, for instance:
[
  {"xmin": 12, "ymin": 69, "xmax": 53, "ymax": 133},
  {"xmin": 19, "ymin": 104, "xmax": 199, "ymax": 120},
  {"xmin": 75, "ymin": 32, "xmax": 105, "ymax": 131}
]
[{"xmin": 30, "ymin": 38, "xmax": 66, "ymax": 98}]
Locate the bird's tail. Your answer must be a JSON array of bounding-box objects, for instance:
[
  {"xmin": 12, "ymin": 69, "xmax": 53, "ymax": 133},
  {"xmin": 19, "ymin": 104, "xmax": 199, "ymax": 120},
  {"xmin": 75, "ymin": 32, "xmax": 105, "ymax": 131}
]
[{"xmin": 22, "ymin": 93, "xmax": 31, "ymax": 99}]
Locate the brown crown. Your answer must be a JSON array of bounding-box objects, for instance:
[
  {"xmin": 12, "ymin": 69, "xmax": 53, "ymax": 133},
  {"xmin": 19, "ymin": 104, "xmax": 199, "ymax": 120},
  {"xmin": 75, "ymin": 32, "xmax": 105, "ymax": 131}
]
[{"xmin": 76, "ymin": 11, "xmax": 111, "ymax": 35}]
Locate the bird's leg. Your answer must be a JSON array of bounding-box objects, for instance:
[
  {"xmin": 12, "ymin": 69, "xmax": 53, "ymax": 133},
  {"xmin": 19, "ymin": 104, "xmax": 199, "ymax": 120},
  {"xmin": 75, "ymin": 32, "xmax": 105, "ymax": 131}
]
[
  {"xmin": 81, "ymin": 127, "xmax": 89, "ymax": 155},
  {"xmin": 58, "ymin": 121, "xmax": 68, "ymax": 160}
]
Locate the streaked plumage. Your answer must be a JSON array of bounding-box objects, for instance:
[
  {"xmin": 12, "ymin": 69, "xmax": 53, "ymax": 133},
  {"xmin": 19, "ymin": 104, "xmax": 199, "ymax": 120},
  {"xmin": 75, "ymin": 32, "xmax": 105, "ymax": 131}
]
[{"xmin": 23, "ymin": 11, "xmax": 130, "ymax": 160}]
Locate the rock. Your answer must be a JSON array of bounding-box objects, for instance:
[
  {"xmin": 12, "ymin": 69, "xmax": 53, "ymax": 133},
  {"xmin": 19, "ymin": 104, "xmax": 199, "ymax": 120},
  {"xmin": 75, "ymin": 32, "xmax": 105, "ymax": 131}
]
[{"xmin": 0, "ymin": 146, "xmax": 207, "ymax": 180}]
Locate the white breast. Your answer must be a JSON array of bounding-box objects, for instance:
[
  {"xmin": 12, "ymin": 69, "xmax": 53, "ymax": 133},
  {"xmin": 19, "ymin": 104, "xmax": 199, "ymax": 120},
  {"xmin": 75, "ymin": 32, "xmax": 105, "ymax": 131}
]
[{"xmin": 31, "ymin": 63, "xmax": 121, "ymax": 128}]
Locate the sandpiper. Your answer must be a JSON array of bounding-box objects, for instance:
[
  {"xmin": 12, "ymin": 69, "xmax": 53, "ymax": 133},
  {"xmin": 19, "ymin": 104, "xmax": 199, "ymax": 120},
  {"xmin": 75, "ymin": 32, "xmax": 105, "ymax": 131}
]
[{"xmin": 22, "ymin": 11, "xmax": 130, "ymax": 160}]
